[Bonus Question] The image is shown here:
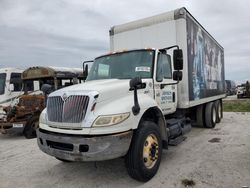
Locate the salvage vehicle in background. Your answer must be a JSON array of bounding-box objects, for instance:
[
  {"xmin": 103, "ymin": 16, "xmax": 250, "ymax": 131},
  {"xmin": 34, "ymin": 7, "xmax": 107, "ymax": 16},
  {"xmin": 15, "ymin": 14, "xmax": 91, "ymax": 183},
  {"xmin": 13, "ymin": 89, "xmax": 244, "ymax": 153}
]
[
  {"xmin": 225, "ymin": 80, "xmax": 236, "ymax": 96},
  {"xmin": 37, "ymin": 7, "xmax": 225, "ymax": 181},
  {"xmin": 0, "ymin": 68, "xmax": 24, "ymax": 105},
  {"xmin": 0, "ymin": 68, "xmax": 25, "ymax": 118},
  {"xmin": 237, "ymin": 81, "xmax": 250, "ymax": 98},
  {"xmin": 0, "ymin": 66, "xmax": 83, "ymax": 138}
]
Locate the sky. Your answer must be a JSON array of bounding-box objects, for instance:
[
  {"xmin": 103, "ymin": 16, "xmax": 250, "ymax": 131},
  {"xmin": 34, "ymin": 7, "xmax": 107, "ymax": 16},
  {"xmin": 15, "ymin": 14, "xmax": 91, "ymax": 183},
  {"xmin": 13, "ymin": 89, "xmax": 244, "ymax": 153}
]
[{"xmin": 0, "ymin": 0, "xmax": 249, "ymax": 83}]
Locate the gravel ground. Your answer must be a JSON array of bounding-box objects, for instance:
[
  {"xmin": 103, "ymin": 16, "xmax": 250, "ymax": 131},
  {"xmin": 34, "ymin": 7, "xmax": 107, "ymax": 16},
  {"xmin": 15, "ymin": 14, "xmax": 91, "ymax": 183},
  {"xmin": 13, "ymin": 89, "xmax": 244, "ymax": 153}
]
[{"xmin": 0, "ymin": 112, "xmax": 249, "ymax": 188}]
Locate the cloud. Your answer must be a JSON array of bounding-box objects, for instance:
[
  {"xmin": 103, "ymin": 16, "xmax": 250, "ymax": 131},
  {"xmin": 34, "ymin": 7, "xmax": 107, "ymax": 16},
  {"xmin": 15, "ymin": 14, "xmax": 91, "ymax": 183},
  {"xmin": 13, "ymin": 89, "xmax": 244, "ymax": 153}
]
[
  {"xmin": 0, "ymin": 0, "xmax": 249, "ymax": 82},
  {"xmin": 0, "ymin": 25, "xmax": 107, "ymax": 69}
]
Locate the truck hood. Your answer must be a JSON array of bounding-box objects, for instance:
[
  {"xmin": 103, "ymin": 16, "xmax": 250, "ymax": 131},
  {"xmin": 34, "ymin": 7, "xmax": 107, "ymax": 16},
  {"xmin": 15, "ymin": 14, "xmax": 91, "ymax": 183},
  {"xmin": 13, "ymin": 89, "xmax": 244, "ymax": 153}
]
[{"xmin": 49, "ymin": 79, "xmax": 130, "ymax": 102}]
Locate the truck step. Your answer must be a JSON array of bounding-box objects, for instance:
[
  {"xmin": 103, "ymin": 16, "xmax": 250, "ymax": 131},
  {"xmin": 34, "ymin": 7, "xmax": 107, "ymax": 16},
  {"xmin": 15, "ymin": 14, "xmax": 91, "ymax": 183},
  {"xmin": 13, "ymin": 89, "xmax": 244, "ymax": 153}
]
[{"xmin": 169, "ymin": 135, "xmax": 187, "ymax": 146}]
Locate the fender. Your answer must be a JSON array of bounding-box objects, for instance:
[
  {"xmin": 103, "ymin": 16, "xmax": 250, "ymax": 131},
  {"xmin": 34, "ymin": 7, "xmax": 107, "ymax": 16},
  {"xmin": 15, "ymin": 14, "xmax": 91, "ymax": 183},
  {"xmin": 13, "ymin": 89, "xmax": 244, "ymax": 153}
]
[{"xmin": 94, "ymin": 92, "xmax": 166, "ymax": 131}]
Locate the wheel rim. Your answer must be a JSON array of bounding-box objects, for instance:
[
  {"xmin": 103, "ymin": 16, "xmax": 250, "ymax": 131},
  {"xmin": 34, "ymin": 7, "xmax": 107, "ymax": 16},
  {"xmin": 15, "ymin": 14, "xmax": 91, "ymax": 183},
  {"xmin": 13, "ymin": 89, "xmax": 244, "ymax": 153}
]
[
  {"xmin": 217, "ymin": 104, "xmax": 221, "ymax": 119},
  {"xmin": 143, "ymin": 134, "xmax": 159, "ymax": 169},
  {"xmin": 212, "ymin": 107, "xmax": 216, "ymax": 123}
]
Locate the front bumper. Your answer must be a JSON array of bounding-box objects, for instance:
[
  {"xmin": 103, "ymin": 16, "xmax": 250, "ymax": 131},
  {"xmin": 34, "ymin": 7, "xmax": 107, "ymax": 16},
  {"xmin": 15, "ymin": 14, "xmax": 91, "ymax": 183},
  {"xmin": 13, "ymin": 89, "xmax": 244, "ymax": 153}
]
[
  {"xmin": 37, "ymin": 128, "xmax": 133, "ymax": 161},
  {"xmin": 0, "ymin": 122, "xmax": 25, "ymax": 134}
]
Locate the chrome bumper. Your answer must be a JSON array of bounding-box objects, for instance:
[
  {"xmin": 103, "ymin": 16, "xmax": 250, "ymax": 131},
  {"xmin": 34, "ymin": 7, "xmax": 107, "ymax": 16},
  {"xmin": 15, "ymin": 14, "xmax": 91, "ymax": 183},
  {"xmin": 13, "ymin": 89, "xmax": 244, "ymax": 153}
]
[{"xmin": 37, "ymin": 128, "xmax": 133, "ymax": 161}]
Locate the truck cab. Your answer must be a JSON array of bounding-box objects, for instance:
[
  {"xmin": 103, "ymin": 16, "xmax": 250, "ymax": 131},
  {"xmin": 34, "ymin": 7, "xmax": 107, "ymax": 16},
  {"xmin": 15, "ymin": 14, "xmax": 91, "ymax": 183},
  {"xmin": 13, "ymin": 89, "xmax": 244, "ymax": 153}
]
[
  {"xmin": 86, "ymin": 48, "xmax": 181, "ymax": 114},
  {"xmin": 37, "ymin": 47, "xmax": 183, "ymax": 181}
]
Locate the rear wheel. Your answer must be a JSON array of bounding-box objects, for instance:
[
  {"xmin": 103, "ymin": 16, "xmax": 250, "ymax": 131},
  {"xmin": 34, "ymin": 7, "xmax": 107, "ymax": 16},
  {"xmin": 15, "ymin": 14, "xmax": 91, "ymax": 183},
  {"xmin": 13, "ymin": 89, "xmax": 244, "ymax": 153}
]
[
  {"xmin": 195, "ymin": 105, "xmax": 205, "ymax": 127},
  {"xmin": 125, "ymin": 121, "xmax": 162, "ymax": 182},
  {"xmin": 215, "ymin": 100, "xmax": 222, "ymax": 123},
  {"xmin": 204, "ymin": 102, "xmax": 217, "ymax": 128},
  {"xmin": 23, "ymin": 117, "xmax": 39, "ymax": 139}
]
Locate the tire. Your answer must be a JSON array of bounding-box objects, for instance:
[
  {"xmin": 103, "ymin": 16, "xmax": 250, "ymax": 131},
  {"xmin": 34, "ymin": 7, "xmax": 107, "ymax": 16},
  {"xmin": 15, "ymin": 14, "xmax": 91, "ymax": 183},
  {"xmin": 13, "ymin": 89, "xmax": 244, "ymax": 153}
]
[
  {"xmin": 195, "ymin": 105, "xmax": 205, "ymax": 127},
  {"xmin": 23, "ymin": 117, "xmax": 39, "ymax": 139},
  {"xmin": 55, "ymin": 157, "xmax": 72, "ymax": 163},
  {"xmin": 215, "ymin": 100, "xmax": 222, "ymax": 123},
  {"xmin": 204, "ymin": 102, "xmax": 217, "ymax": 128},
  {"xmin": 125, "ymin": 121, "xmax": 162, "ymax": 182}
]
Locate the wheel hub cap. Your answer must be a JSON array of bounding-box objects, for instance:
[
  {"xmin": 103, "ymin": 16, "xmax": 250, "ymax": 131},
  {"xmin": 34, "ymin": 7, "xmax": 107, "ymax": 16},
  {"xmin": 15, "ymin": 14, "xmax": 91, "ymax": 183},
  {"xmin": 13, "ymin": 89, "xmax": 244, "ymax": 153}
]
[{"xmin": 143, "ymin": 134, "xmax": 159, "ymax": 169}]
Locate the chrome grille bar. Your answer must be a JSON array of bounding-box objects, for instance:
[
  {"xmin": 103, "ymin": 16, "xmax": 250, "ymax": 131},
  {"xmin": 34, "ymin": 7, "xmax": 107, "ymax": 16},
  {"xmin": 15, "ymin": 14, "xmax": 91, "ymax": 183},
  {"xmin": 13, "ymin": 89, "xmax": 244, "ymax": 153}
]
[{"xmin": 47, "ymin": 95, "xmax": 89, "ymax": 123}]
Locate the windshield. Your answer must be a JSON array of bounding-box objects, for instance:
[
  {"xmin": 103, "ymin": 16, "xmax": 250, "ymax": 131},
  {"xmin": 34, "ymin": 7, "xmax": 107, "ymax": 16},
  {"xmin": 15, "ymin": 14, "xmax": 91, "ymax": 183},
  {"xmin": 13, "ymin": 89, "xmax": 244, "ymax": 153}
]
[
  {"xmin": 0, "ymin": 73, "xmax": 6, "ymax": 95},
  {"xmin": 87, "ymin": 50, "xmax": 154, "ymax": 81}
]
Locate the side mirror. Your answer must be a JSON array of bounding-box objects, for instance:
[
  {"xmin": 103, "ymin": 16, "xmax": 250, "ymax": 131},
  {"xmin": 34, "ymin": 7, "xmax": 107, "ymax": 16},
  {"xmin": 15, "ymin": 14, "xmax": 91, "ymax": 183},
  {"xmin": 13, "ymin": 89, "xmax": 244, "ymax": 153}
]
[
  {"xmin": 173, "ymin": 71, "xmax": 183, "ymax": 81},
  {"xmin": 130, "ymin": 77, "xmax": 142, "ymax": 89},
  {"xmin": 83, "ymin": 60, "xmax": 93, "ymax": 81},
  {"xmin": 83, "ymin": 64, "xmax": 88, "ymax": 80},
  {"xmin": 173, "ymin": 49, "xmax": 183, "ymax": 70},
  {"xmin": 9, "ymin": 84, "xmax": 14, "ymax": 92}
]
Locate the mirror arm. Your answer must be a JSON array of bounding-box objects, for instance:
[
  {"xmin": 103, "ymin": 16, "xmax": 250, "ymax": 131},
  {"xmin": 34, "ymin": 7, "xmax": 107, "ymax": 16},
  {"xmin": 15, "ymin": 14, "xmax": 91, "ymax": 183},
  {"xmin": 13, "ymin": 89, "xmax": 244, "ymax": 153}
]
[
  {"xmin": 129, "ymin": 77, "xmax": 142, "ymax": 115},
  {"xmin": 160, "ymin": 45, "xmax": 179, "ymax": 52},
  {"xmin": 132, "ymin": 86, "xmax": 140, "ymax": 115}
]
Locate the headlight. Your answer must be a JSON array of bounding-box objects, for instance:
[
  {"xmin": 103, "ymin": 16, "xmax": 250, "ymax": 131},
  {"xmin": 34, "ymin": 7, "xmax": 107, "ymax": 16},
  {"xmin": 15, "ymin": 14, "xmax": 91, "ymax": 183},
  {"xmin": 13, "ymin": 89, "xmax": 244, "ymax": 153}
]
[
  {"xmin": 93, "ymin": 112, "xmax": 130, "ymax": 127},
  {"xmin": 39, "ymin": 112, "xmax": 47, "ymax": 125}
]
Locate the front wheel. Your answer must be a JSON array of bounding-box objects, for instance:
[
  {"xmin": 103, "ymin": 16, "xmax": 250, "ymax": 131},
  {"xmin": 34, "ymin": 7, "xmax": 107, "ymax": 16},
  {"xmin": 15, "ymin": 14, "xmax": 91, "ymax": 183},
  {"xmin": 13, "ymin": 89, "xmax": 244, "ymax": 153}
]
[
  {"xmin": 23, "ymin": 117, "xmax": 39, "ymax": 139},
  {"xmin": 125, "ymin": 121, "xmax": 162, "ymax": 182}
]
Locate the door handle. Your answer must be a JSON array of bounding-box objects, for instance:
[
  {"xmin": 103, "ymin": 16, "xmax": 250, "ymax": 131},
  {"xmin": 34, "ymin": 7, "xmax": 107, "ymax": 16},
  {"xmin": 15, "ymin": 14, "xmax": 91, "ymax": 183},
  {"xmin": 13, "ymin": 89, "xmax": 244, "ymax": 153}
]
[
  {"xmin": 172, "ymin": 92, "xmax": 175, "ymax": 102},
  {"xmin": 160, "ymin": 84, "xmax": 167, "ymax": 89},
  {"xmin": 160, "ymin": 82, "xmax": 178, "ymax": 89}
]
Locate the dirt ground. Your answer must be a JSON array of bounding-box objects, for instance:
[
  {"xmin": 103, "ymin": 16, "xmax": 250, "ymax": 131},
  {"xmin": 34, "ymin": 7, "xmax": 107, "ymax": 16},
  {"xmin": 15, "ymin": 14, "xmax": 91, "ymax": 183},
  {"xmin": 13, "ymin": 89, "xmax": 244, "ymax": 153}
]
[{"xmin": 0, "ymin": 112, "xmax": 249, "ymax": 188}]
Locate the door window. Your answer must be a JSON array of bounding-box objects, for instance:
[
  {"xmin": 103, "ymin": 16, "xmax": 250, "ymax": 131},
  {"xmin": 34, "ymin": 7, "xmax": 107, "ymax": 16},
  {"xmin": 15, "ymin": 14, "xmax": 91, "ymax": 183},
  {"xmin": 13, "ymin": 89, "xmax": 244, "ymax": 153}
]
[
  {"xmin": 10, "ymin": 73, "xmax": 22, "ymax": 91},
  {"xmin": 0, "ymin": 73, "xmax": 6, "ymax": 95},
  {"xmin": 156, "ymin": 53, "xmax": 172, "ymax": 82},
  {"xmin": 24, "ymin": 80, "xmax": 34, "ymax": 91}
]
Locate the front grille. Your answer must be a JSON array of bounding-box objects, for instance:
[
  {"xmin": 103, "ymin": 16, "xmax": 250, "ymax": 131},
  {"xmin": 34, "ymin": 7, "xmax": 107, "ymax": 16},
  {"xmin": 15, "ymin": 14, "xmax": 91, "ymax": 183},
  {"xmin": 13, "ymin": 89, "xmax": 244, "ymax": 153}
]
[
  {"xmin": 46, "ymin": 140, "xmax": 73, "ymax": 151},
  {"xmin": 47, "ymin": 95, "xmax": 89, "ymax": 123}
]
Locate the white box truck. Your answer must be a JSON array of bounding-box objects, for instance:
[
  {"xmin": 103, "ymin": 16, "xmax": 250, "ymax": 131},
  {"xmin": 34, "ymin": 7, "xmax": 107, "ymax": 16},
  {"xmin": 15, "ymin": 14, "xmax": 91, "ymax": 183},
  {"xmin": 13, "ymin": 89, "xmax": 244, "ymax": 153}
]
[
  {"xmin": 0, "ymin": 68, "xmax": 24, "ymax": 121},
  {"xmin": 37, "ymin": 7, "xmax": 225, "ymax": 181}
]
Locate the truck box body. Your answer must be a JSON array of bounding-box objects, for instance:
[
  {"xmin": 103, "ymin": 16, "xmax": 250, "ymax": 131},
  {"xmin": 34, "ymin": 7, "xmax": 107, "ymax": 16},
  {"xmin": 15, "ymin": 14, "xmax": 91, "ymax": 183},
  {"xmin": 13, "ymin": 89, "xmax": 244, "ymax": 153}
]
[{"xmin": 110, "ymin": 7, "xmax": 225, "ymax": 109}]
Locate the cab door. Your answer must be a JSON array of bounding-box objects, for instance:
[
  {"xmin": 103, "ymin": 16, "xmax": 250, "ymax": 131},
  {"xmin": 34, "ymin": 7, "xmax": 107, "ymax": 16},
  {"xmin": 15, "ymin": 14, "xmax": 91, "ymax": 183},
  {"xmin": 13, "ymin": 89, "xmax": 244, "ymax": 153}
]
[{"xmin": 154, "ymin": 51, "xmax": 177, "ymax": 115}]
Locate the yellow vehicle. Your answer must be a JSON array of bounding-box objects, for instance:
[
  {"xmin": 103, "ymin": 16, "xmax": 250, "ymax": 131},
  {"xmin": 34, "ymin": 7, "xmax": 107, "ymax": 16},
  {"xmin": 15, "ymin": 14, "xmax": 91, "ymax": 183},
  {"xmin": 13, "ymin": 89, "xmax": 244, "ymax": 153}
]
[{"xmin": 0, "ymin": 66, "xmax": 83, "ymax": 138}]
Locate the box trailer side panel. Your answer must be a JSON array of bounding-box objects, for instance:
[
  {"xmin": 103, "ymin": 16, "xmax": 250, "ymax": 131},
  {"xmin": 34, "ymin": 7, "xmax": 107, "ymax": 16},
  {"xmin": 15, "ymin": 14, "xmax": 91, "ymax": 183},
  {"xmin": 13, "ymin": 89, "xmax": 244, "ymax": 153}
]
[{"xmin": 184, "ymin": 10, "xmax": 225, "ymax": 107}]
